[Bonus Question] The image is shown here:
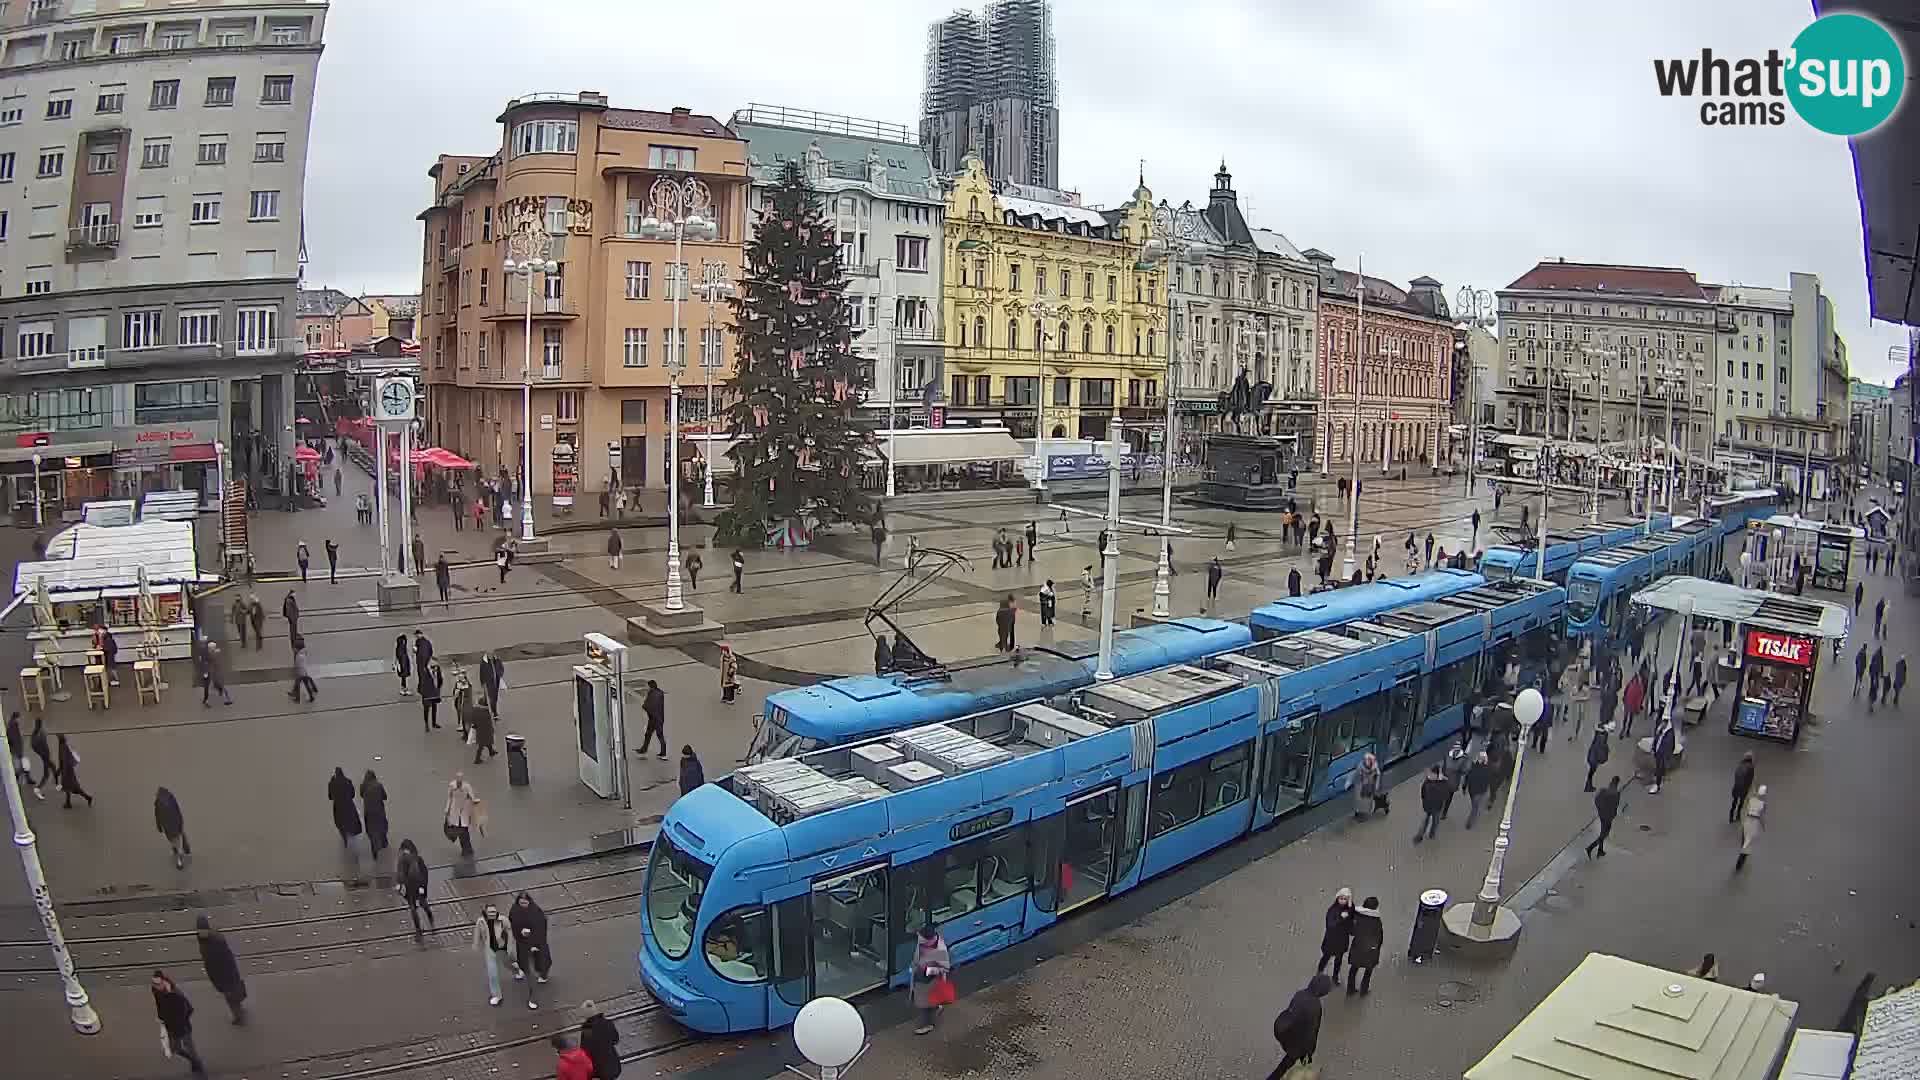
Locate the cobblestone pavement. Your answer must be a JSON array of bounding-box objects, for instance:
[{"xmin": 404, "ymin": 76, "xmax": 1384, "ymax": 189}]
[{"xmin": 0, "ymin": 468, "xmax": 1650, "ymax": 1078}]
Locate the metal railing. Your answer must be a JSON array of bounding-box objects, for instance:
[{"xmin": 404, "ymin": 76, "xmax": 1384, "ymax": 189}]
[
  {"xmin": 731, "ymin": 104, "xmax": 914, "ymax": 144},
  {"xmin": 66, "ymin": 223, "xmax": 119, "ymax": 250}
]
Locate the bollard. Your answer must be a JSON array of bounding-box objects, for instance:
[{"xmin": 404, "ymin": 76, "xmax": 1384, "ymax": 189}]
[
  {"xmin": 1409, "ymin": 888, "xmax": 1448, "ymax": 964},
  {"xmin": 505, "ymin": 733, "xmax": 530, "ymax": 787}
]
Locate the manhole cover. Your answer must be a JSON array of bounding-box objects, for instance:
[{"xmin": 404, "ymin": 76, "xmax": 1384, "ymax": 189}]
[{"xmin": 1437, "ymin": 980, "xmax": 1482, "ymax": 1004}]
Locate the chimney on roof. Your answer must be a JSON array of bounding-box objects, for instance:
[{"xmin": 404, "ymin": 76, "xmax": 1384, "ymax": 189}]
[{"xmin": 672, "ymin": 106, "xmax": 691, "ymax": 119}]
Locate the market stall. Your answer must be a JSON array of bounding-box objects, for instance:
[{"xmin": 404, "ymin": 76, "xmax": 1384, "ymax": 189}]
[
  {"xmin": 1735, "ymin": 628, "xmax": 1820, "ymax": 742},
  {"xmin": 12, "ymin": 518, "xmax": 217, "ymax": 667}
]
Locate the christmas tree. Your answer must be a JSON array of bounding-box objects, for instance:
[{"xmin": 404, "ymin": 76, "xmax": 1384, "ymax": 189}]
[{"xmin": 717, "ymin": 161, "xmax": 876, "ymax": 547}]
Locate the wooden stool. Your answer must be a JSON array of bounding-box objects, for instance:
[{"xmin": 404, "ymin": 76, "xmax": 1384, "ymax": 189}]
[
  {"xmin": 85, "ymin": 649, "xmax": 105, "ymax": 668},
  {"xmin": 83, "ymin": 665, "xmax": 109, "ymax": 710},
  {"xmin": 133, "ymin": 660, "xmax": 161, "ymax": 706},
  {"xmin": 18, "ymin": 667, "xmax": 46, "ymax": 711}
]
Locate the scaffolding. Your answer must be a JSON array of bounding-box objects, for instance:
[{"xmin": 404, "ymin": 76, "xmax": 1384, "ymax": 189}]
[
  {"xmin": 919, "ymin": 1, "xmax": 1057, "ymax": 187},
  {"xmin": 985, "ymin": 0, "xmax": 1057, "ymax": 188}
]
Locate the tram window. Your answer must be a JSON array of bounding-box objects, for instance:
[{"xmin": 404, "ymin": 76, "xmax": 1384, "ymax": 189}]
[
  {"xmin": 934, "ymin": 844, "xmax": 984, "ymax": 922},
  {"xmin": 1314, "ymin": 694, "xmax": 1378, "ymax": 773},
  {"xmin": 645, "ymin": 835, "xmax": 711, "ymax": 960},
  {"xmin": 1147, "ymin": 762, "xmax": 1205, "ymax": 839},
  {"xmin": 979, "ymin": 827, "xmax": 1032, "ymax": 906},
  {"xmin": 1202, "ymin": 743, "xmax": 1252, "ymax": 814},
  {"xmin": 704, "ymin": 905, "xmax": 770, "ymax": 983},
  {"xmin": 770, "ymin": 895, "xmax": 811, "ymax": 1007},
  {"xmin": 1114, "ymin": 784, "xmax": 1147, "ymax": 879},
  {"xmin": 1429, "ymin": 657, "xmax": 1473, "ymax": 715}
]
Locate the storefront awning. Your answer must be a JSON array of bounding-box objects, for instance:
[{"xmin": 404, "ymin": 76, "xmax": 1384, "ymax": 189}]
[
  {"xmin": 1631, "ymin": 577, "xmax": 1851, "ymax": 640},
  {"xmin": 1466, "ymin": 953, "xmax": 1796, "ymax": 1080},
  {"xmin": 883, "ymin": 429, "xmax": 1026, "ymax": 467},
  {"xmin": 0, "ymin": 441, "xmax": 114, "ymax": 464}
]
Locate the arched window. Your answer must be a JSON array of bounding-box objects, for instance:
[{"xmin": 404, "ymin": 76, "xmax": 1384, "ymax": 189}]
[
  {"xmin": 957, "ymin": 320, "xmax": 965, "ymax": 347},
  {"xmin": 973, "ymin": 316, "xmax": 986, "ymax": 348},
  {"xmin": 1105, "ymin": 326, "xmax": 1115, "ymax": 354},
  {"xmin": 969, "ymin": 196, "xmax": 979, "ymax": 215},
  {"xmin": 1082, "ymin": 323, "xmax": 1093, "ymax": 353},
  {"xmin": 1058, "ymin": 322, "xmax": 1069, "ymax": 351},
  {"xmin": 1007, "ymin": 320, "xmax": 1019, "ymax": 350},
  {"xmin": 1033, "ymin": 320, "xmax": 1043, "ymax": 351}
]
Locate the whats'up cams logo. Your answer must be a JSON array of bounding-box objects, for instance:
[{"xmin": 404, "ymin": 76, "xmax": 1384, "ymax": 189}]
[{"xmin": 1653, "ymin": 12, "xmax": 1906, "ymax": 135}]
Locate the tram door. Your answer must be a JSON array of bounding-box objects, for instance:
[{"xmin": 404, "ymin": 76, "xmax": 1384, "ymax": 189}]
[
  {"xmin": 1059, "ymin": 787, "xmax": 1120, "ymax": 914},
  {"xmin": 1386, "ymin": 675, "xmax": 1422, "ymax": 761},
  {"xmin": 807, "ymin": 864, "xmax": 889, "ymax": 1001},
  {"xmin": 1254, "ymin": 707, "xmax": 1315, "ymax": 828}
]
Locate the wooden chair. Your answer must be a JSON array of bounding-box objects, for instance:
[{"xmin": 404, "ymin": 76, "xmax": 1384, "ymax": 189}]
[
  {"xmin": 18, "ymin": 666, "xmax": 46, "ymax": 711},
  {"xmin": 133, "ymin": 660, "xmax": 162, "ymax": 706},
  {"xmin": 83, "ymin": 665, "xmax": 109, "ymax": 710}
]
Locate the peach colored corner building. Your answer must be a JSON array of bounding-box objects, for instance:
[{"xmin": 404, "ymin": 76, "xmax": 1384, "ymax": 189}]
[{"xmin": 416, "ymin": 92, "xmax": 747, "ymax": 506}]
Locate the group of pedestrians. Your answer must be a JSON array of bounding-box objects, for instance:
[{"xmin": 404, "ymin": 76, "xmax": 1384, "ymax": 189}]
[
  {"xmin": 6, "ymin": 712, "xmax": 87, "ymax": 807},
  {"xmin": 1271, "ymin": 888, "xmax": 1384, "ymax": 1077}
]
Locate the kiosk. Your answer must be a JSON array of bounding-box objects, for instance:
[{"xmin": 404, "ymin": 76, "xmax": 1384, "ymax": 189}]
[
  {"xmin": 573, "ymin": 633, "xmax": 632, "ymax": 803},
  {"xmin": 1733, "ymin": 627, "xmax": 1818, "ymax": 743}
]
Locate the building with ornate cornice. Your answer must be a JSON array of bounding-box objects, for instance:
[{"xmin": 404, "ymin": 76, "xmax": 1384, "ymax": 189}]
[
  {"xmin": 939, "ymin": 153, "xmax": 1161, "ymax": 445},
  {"xmin": 1308, "ymin": 252, "xmax": 1454, "ymax": 470}
]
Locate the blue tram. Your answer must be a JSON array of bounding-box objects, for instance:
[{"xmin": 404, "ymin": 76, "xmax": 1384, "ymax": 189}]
[
  {"xmin": 1704, "ymin": 488, "xmax": 1779, "ymax": 534},
  {"xmin": 640, "ymin": 579, "xmax": 1564, "ymax": 1034},
  {"xmin": 1564, "ymin": 518, "xmax": 1725, "ymax": 644},
  {"xmin": 1248, "ymin": 568, "xmax": 1484, "ymax": 639},
  {"xmin": 748, "ymin": 618, "xmax": 1251, "ymax": 761},
  {"xmin": 1478, "ymin": 514, "xmax": 1675, "ymax": 584}
]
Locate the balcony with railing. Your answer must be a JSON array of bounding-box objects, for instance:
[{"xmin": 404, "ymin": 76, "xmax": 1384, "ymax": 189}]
[
  {"xmin": 894, "ymin": 322, "xmax": 939, "ymax": 342},
  {"xmin": 845, "ymin": 262, "xmax": 881, "ymax": 278},
  {"xmin": 66, "ymin": 222, "xmax": 119, "ymax": 253},
  {"xmin": 484, "ymin": 292, "xmax": 579, "ymax": 320}
]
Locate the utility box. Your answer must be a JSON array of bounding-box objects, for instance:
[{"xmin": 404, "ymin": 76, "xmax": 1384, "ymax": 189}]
[{"xmin": 573, "ymin": 663, "xmax": 616, "ymax": 797}]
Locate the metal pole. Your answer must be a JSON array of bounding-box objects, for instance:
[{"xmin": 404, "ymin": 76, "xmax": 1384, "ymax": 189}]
[
  {"xmin": 1343, "ymin": 258, "xmax": 1364, "ymax": 580},
  {"xmin": 886, "ymin": 321, "xmax": 898, "ymax": 500},
  {"xmin": 1152, "ymin": 249, "xmax": 1177, "ymax": 618},
  {"xmin": 703, "ymin": 299, "xmax": 718, "ymax": 509},
  {"xmin": 375, "ymin": 426, "xmax": 390, "ymax": 577},
  {"xmin": 666, "ymin": 227, "xmax": 686, "ymax": 612},
  {"xmin": 1095, "ymin": 423, "xmax": 1122, "ymax": 681},
  {"xmin": 1469, "ymin": 716, "xmax": 1529, "ymax": 928},
  {"xmin": 613, "ymin": 646, "xmax": 631, "ymax": 810},
  {"xmin": 31, "ymin": 452, "xmax": 42, "ymax": 527},
  {"xmin": 1033, "ymin": 306, "xmax": 1048, "ymax": 495},
  {"xmin": 399, "ymin": 422, "xmax": 414, "ymax": 575},
  {"xmin": 1537, "ymin": 443, "xmax": 1550, "ymax": 581},
  {"xmin": 0, "ymin": 689, "xmax": 101, "ymax": 1034},
  {"xmin": 521, "ymin": 264, "xmax": 536, "ymax": 544}
]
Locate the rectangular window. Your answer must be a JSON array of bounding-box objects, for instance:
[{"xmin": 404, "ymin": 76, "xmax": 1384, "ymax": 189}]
[
  {"xmin": 96, "ymin": 89, "xmax": 124, "ymax": 114},
  {"xmin": 0, "ymin": 97, "xmax": 21, "ymax": 125},
  {"xmin": 189, "ymin": 194, "xmax": 220, "ymax": 224},
  {"xmin": 622, "ymin": 327, "xmax": 648, "ymax": 367},
  {"xmin": 24, "ymin": 266, "xmax": 52, "ymax": 295},
  {"xmin": 260, "ymin": 75, "xmax": 294, "ymax": 104},
  {"xmin": 86, "ymin": 146, "xmax": 115, "ymax": 174},
  {"xmin": 555, "ymin": 391, "xmax": 580, "ymax": 422},
  {"xmin": 142, "ymin": 138, "xmax": 171, "ymax": 168},
  {"xmin": 150, "ymin": 80, "xmax": 179, "ymax": 109},
  {"xmin": 204, "ymin": 77, "xmax": 235, "ymax": 106},
  {"xmin": 269, "ymin": 24, "xmax": 306, "ymax": 45},
  {"xmin": 122, "ymin": 309, "xmax": 164, "ymax": 350},
  {"xmin": 510, "ymin": 119, "xmax": 578, "ymax": 157},
  {"xmin": 248, "ymin": 190, "xmax": 279, "ymax": 220},
  {"xmin": 1107, "ymin": 275, "xmax": 1117, "ymax": 302},
  {"xmin": 1080, "ymin": 378, "xmax": 1115, "ymax": 407},
  {"xmin": 0, "ymin": 210, "xmax": 9, "ymax": 241},
  {"xmin": 0, "ymin": 152, "xmax": 12, "ymax": 182},
  {"xmin": 541, "ymin": 327, "xmax": 563, "ymax": 377},
  {"xmin": 620, "ymin": 399, "xmax": 646, "ymax": 425},
  {"xmin": 253, "ymin": 133, "xmax": 285, "ymax": 163},
  {"xmin": 476, "ymin": 332, "xmax": 489, "ymax": 370},
  {"xmin": 19, "ymin": 322, "xmax": 57, "ymax": 358},
  {"xmin": 647, "ymin": 145, "xmax": 696, "ymax": 171},
  {"xmin": 625, "ymin": 260, "xmax": 649, "ymax": 300},
  {"xmin": 196, "ymin": 135, "xmax": 227, "ymax": 166},
  {"xmin": 36, "ymin": 149, "xmax": 63, "ymax": 178},
  {"xmin": 236, "ymin": 307, "xmax": 277, "ymax": 353},
  {"xmin": 1009, "ymin": 263, "xmax": 1021, "ymax": 292},
  {"xmin": 178, "ymin": 310, "xmax": 218, "ymax": 346},
  {"xmin": 157, "ymin": 29, "xmax": 192, "ymax": 51},
  {"xmin": 132, "ymin": 380, "xmax": 219, "ymax": 424},
  {"xmin": 45, "ymin": 95, "xmax": 72, "ymax": 120},
  {"xmin": 478, "ymin": 267, "xmax": 489, "ymax": 304}
]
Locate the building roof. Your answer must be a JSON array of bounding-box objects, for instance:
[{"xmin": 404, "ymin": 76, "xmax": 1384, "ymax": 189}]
[
  {"xmin": 734, "ymin": 115, "xmax": 936, "ymax": 200},
  {"xmin": 1001, "ymin": 191, "xmax": 1108, "ymax": 229},
  {"xmin": 600, "ymin": 107, "xmax": 740, "ymax": 140},
  {"xmin": 1504, "ymin": 260, "xmax": 1712, "ymax": 302},
  {"xmin": 1713, "ymin": 284, "xmax": 1792, "ymax": 309},
  {"xmin": 297, "ymin": 288, "xmax": 370, "ymax": 318},
  {"xmin": 1853, "ymin": 980, "xmax": 1920, "ymax": 1080},
  {"xmin": 1250, "ymin": 228, "xmax": 1307, "ymax": 263}
]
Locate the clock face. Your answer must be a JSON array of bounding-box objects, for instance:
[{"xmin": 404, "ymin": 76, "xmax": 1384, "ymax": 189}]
[{"xmin": 381, "ymin": 381, "xmax": 411, "ymax": 416}]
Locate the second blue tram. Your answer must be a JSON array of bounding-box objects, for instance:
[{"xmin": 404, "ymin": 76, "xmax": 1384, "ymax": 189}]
[
  {"xmin": 641, "ymin": 578, "xmax": 1564, "ymax": 1034},
  {"xmin": 1564, "ymin": 518, "xmax": 1725, "ymax": 644},
  {"xmin": 1479, "ymin": 514, "xmax": 1675, "ymax": 583},
  {"xmin": 1248, "ymin": 568, "xmax": 1484, "ymax": 638}
]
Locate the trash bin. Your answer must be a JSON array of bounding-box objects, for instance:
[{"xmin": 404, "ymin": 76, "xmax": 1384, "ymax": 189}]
[
  {"xmin": 1408, "ymin": 888, "xmax": 1448, "ymax": 964},
  {"xmin": 505, "ymin": 733, "xmax": 530, "ymax": 787}
]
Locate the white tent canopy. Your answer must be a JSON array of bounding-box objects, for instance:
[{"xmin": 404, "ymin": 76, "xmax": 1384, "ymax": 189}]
[
  {"xmin": 689, "ymin": 427, "xmax": 1026, "ymax": 478},
  {"xmin": 1631, "ymin": 577, "xmax": 1850, "ymax": 640}
]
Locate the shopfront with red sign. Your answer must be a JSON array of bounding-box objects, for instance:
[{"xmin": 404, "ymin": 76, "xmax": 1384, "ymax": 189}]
[{"xmin": 1732, "ymin": 628, "xmax": 1818, "ymax": 743}]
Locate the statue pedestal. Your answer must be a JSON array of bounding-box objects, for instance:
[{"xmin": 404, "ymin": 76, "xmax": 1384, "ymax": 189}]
[
  {"xmin": 376, "ymin": 575, "xmax": 420, "ymax": 613},
  {"xmin": 626, "ymin": 601, "xmax": 725, "ymax": 646}
]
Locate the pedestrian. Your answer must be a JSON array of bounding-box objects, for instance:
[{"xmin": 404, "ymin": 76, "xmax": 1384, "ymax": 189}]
[
  {"xmin": 334, "ymin": 467, "xmax": 343, "ymax": 497},
  {"xmin": 1424, "ymin": 531, "xmax": 1435, "ymax": 566},
  {"xmin": 467, "ymin": 701, "xmax": 498, "ymax": 764},
  {"xmin": 420, "ymin": 660, "xmax": 444, "ymax": 732},
  {"xmin": 579, "ymin": 1001, "xmax": 622, "ymax": 1079},
  {"xmin": 1470, "ymin": 508, "xmax": 1481, "ymax": 545},
  {"xmin": 297, "ymin": 540, "xmax": 310, "ymax": 583},
  {"xmin": 1440, "ymin": 736, "xmax": 1468, "ymax": 819},
  {"xmin": 995, "ymin": 595, "xmax": 1016, "ymax": 652},
  {"xmin": 640, "ymin": 680, "xmax": 667, "ymax": 759},
  {"xmin": 507, "ymin": 891, "xmax": 552, "ymax": 1007},
  {"xmin": 282, "ymin": 590, "xmax": 300, "ymax": 638},
  {"xmin": 152, "ymin": 786, "xmax": 191, "ymax": 868},
  {"xmin": 1621, "ymin": 667, "xmax": 1645, "ymax": 738},
  {"xmin": 413, "ymin": 629, "xmax": 434, "ymax": 679},
  {"xmin": 152, "ymin": 970, "xmax": 208, "ymax": 1076},
  {"xmin": 1649, "ymin": 718, "xmax": 1677, "ymax": 793},
  {"xmin": 5, "ymin": 713, "xmax": 28, "ymax": 793},
  {"xmin": 412, "ymin": 536, "xmax": 427, "ymax": 580},
  {"xmin": 247, "ymin": 592, "xmax": 265, "ymax": 650},
  {"xmin": 719, "ymin": 643, "xmax": 740, "ymax": 705},
  {"xmin": 1316, "ymin": 887, "xmax": 1354, "ymax": 978},
  {"xmin": 1164, "ymin": 540, "xmax": 1177, "ymax": 577},
  {"xmin": 1584, "ymin": 722, "xmax": 1611, "ymax": 792},
  {"xmin": 1226, "ymin": 520, "xmax": 1238, "ymax": 552},
  {"xmin": 230, "ymin": 594, "xmax": 250, "ymax": 648},
  {"xmin": 1097, "ymin": 528, "xmax": 1110, "ymax": 574},
  {"xmin": 479, "ymin": 651, "xmax": 504, "ymax": 715},
  {"xmin": 871, "ymin": 521, "xmax": 886, "ymax": 563},
  {"xmin": 1586, "ymin": 775, "xmax": 1623, "ymax": 857},
  {"xmin": 874, "ymin": 633, "xmax": 892, "ymax": 675},
  {"xmin": 1288, "ymin": 567, "xmax": 1302, "ymax": 597},
  {"xmin": 1855, "ymin": 642, "xmax": 1869, "ymax": 696},
  {"xmin": 434, "ymin": 555, "xmax": 451, "ymax": 604},
  {"xmin": 496, "ymin": 544, "xmax": 511, "ymax": 584},
  {"xmin": 1875, "ymin": 596, "xmax": 1887, "ymax": 637},
  {"xmin": 392, "ymin": 633, "xmax": 413, "ymax": 695},
  {"xmin": 290, "ymin": 635, "xmax": 317, "ymax": 702},
  {"xmin": 1855, "ymin": 580, "xmax": 1864, "ymax": 615},
  {"xmin": 328, "ymin": 766, "xmax": 363, "ymax": 849},
  {"xmin": 56, "ymin": 734, "xmax": 91, "ymax": 808},
  {"xmin": 553, "ymin": 1034, "xmax": 593, "ymax": 1080},
  {"xmin": 358, "ymin": 769, "xmax": 390, "ymax": 858},
  {"xmin": 1080, "ymin": 565, "xmax": 1095, "ymax": 618},
  {"xmin": 1206, "ymin": 557, "xmax": 1223, "ymax": 604},
  {"xmin": 396, "ymin": 838, "xmax": 434, "ymax": 932},
  {"xmin": 93, "ymin": 624, "xmax": 120, "ymax": 687},
  {"xmin": 195, "ymin": 915, "xmax": 247, "ymax": 1024},
  {"xmin": 1528, "ymin": 691, "xmax": 1553, "ymax": 753},
  {"xmin": 599, "ymin": 489, "xmax": 611, "ymax": 518},
  {"xmin": 607, "ymin": 529, "xmax": 623, "ymax": 570},
  {"xmin": 1025, "ymin": 520, "xmax": 1038, "ymax": 562},
  {"xmin": 474, "ymin": 498, "xmax": 487, "ymax": 532},
  {"xmin": 1266, "ymin": 973, "xmax": 1333, "ymax": 1078},
  {"xmin": 1039, "ymin": 579, "xmax": 1057, "ymax": 626},
  {"xmin": 1346, "ymin": 897, "xmax": 1383, "ymax": 994},
  {"xmin": 684, "ymin": 550, "xmax": 702, "ymax": 589},
  {"xmin": 1896, "ymin": 655, "xmax": 1908, "ymax": 705},
  {"xmin": 679, "ymin": 744, "xmax": 705, "ymax": 796},
  {"xmin": 614, "ymin": 487, "xmax": 628, "ymax": 518},
  {"xmin": 909, "ymin": 924, "xmax": 953, "ymax": 1034},
  {"xmin": 200, "ymin": 639, "xmax": 231, "ymax": 706},
  {"xmin": 1413, "ymin": 763, "xmax": 1449, "ymax": 844},
  {"xmin": 731, "ymin": 549, "xmax": 745, "ymax": 593},
  {"xmin": 444, "ymin": 771, "xmax": 482, "ymax": 856},
  {"xmin": 1486, "ymin": 741, "xmax": 1513, "ymax": 807},
  {"xmin": 1736, "ymin": 785, "xmax": 1767, "ymax": 870},
  {"xmin": 28, "ymin": 716, "xmax": 53, "ymax": 799},
  {"xmin": 1694, "ymin": 953, "xmax": 1720, "ymax": 981},
  {"xmin": 473, "ymin": 902, "xmax": 517, "ymax": 1006},
  {"xmin": 1562, "ymin": 658, "xmax": 1588, "ymax": 741},
  {"xmin": 1350, "ymin": 752, "xmax": 1386, "ymax": 820}
]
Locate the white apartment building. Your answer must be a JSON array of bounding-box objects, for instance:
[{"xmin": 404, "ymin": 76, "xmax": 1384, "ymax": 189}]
[
  {"xmin": 0, "ymin": 0, "xmax": 324, "ymax": 516},
  {"xmin": 731, "ymin": 106, "xmax": 944, "ymax": 417},
  {"xmin": 1712, "ymin": 273, "xmax": 1847, "ymax": 499}
]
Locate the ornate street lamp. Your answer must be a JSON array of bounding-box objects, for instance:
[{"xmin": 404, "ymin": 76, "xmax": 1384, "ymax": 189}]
[
  {"xmin": 1141, "ymin": 202, "xmax": 1198, "ymax": 618},
  {"xmin": 695, "ymin": 259, "xmax": 735, "ymax": 509},
  {"xmin": 503, "ymin": 222, "xmax": 559, "ymax": 545}
]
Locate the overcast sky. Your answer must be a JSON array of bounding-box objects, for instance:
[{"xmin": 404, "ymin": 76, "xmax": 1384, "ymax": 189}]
[{"xmin": 305, "ymin": 0, "xmax": 1909, "ymax": 382}]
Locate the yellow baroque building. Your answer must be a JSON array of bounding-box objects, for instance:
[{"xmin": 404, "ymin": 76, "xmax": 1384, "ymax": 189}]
[{"xmin": 940, "ymin": 154, "xmax": 1166, "ymax": 446}]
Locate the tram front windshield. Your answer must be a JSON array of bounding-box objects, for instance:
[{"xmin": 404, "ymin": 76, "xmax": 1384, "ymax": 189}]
[
  {"xmin": 646, "ymin": 833, "xmax": 712, "ymax": 959},
  {"xmin": 1567, "ymin": 578, "xmax": 1600, "ymax": 623},
  {"xmin": 746, "ymin": 707, "xmax": 825, "ymax": 762}
]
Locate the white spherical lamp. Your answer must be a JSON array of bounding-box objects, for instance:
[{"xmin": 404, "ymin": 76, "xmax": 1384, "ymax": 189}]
[
  {"xmin": 1513, "ymin": 686, "xmax": 1544, "ymax": 728},
  {"xmin": 794, "ymin": 996, "xmax": 865, "ymax": 1069}
]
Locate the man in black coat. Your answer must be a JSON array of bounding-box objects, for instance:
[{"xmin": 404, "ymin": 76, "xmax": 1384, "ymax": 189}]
[
  {"xmin": 1463, "ymin": 751, "xmax": 1493, "ymax": 830},
  {"xmin": 1729, "ymin": 752, "xmax": 1755, "ymax": 823},
  {"xmin": 1345, "ymin": 896, "xmax": 1384, "ymax": 994},
  {"xmin": 1268, "ymin": 973, "xmax": 1334, "ymax": 1078},
  {"xmin": 640, "ymin": 680, "xmax": 668, "ymax": 760},
  {"xmin": 467, "ymin": 703, "xmax": 498, "ymax": 764},
  {"xmin": 580, "ymin": 1002, "xmax": 622, "ymax": 1078},
  {"xmin": 1586, "ymin": 775, "xmax": 1623, "ymax": 857},
  {"xmin": 1413, "ymin": 764, "xmax": 1450, "ymax": 844},
  {"xmin": 196, "ymin": 915, "xmax": 247, "ymax": 1023},
  {"xmin": 152, "ymin": 971, "xmax": 208, "ymax": 1076},
  {"xmin": 412, "ymin": 629, "xmax": 434, "ymax": 681},
  {"xmin": 678, "ymin": 745, "xmax": 705, "ymax": 797},
  {"xmin": 1287, "ymin": 567, "xmax": 1302, "ymax": 597},
  {"xmin": 479, "ymin": 652, "xmax": 504, "ymax": 714},
  {"xmin": 1205, "ymin": 557, "xmax": 1224, "ymax": 605}
]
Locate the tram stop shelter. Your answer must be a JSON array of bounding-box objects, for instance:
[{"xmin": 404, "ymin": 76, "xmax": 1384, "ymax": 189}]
[
  {"xmin": 1464, "ymin": 952, "xmax": 1798, "ymax": 1080},
  {"xmin": 1631, "ymin": 577, "xmax": 1848, "ymax": 746}
]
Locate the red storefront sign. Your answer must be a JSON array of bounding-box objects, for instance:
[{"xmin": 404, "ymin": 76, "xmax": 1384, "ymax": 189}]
[
  {"xmin": 1745, "ymin": 629, "xmax": 1815, "ymax": 667},
  {"xmin": 133, "ymin": 428, "xmax": 204, "ymax": 444}
]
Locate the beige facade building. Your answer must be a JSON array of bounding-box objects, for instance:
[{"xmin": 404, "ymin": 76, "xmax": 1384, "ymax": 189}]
[{"xmin": 417, "ymin": 93, "xmax": 748, "ymax": 502}]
